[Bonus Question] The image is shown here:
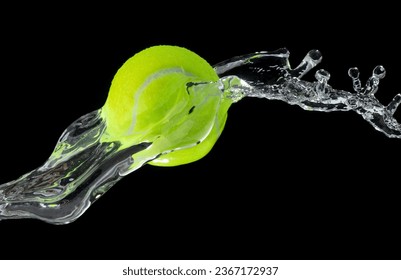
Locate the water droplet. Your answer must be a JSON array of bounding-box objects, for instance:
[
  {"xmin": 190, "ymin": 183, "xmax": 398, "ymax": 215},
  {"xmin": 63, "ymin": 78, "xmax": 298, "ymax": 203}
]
[
  {"xmin": 308, "ymin": 49, "xmax": 322, "ymax": 62},
  {"xmin": 373, "ymin": 65, "xmax": 386, "ymax": 79},
  {"xmin": 348, "ymin": 67, "xmax": 362, "ymax": 93},
  {"xmin": 315, "ymin": 69, "xmax": 331, "ymax": 82},
  {"xmin": 348, "ymin": 67, "xmax": 360, "ymax": 79}
]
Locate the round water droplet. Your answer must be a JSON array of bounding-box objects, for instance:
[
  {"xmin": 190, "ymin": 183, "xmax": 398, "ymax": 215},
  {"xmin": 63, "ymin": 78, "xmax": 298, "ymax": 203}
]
[
  {"xmin": 308, "ymin": 49, "xmax": 322, "ymax": 62},
  {"xmin": 373, "ymin": 65, "xmax": 386, "ymax": 79},
  {"xmin": 348, "ymin": 67, "xmax": 360, "ymax": 79},
  {"xmin": 315, "ymin": 69, "xmax": 330, "ymax": 82}
]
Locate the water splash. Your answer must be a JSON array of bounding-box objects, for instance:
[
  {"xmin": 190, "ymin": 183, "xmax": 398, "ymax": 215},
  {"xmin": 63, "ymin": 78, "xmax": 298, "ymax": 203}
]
[
  {"xmin": 1, "ymin": 47, "xmax": 400, "ymax": 224},
  {"xmin": 215, "ymin": 48, "xmax": 400, "ymax": 138}
]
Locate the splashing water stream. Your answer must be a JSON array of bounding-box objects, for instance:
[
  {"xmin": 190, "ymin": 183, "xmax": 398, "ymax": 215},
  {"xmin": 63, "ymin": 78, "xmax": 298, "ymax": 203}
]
[{"xmin": 1, "ymin": 47, "xmax": 400, "ymax": 224}]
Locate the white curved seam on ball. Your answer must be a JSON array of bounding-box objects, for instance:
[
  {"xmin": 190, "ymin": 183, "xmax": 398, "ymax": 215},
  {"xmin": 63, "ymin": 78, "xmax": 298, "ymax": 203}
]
[{"xmin": 126, "ymin": 67, "xmax": 196, "ymax": 136}]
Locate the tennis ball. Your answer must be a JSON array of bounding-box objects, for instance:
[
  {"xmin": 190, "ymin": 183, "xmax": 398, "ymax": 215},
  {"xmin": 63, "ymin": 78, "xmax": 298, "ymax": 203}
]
[{"xmin": 101, "ymin": 45, "xmax": 232, "ymax": 167}]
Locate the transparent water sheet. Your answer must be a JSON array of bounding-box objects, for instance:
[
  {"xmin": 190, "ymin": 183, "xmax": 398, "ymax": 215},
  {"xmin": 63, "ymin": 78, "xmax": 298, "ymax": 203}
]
[{"xmin": 1, "ymin": 48, "xmax": 399, "ymax": 224}]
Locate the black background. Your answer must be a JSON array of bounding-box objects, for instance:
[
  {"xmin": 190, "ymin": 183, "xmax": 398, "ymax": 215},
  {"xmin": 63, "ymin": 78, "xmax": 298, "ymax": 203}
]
[{"xmin": 1, "ymin": 4, "xmax": 400, "ymax": 260}]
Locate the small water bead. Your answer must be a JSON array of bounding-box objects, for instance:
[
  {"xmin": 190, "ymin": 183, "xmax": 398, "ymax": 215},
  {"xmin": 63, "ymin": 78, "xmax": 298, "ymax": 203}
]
[
  {"xmin": 348, "ymin": 67, "xmax": 360, "ymax": 79},
  {"xmin": 348, "ymin": 67, "xmax": 362, "ymax": 93},
  {"xmin": 315, "ymin": 69, "xmax": 331, "ymax": 82},
  {"xmin": 373, "ymin": 65, "xmax": 386, "ymax": 79}
]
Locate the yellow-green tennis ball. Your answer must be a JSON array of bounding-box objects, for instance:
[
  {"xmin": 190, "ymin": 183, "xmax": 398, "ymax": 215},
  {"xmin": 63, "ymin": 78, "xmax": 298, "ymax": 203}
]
[{"xmin": 101, "ymin": 45, "xmax": 232, "ymax": 166}]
